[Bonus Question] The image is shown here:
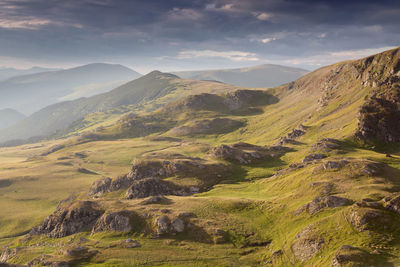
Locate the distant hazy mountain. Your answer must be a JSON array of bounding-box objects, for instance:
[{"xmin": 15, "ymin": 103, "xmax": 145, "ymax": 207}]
[
  {"xmin": 0, "ymin": 63, "xmax": 141, "ymax": 114},
  {"xmin": 0, "ymin": 71, "xmax": 239, "ymax": 144},
  {"xmin": 0, "ymin": 66, "xmax": 60, "ymax": 81},
  {"xmin": 173, "ymin": 64, "xmax": 309, "ymax": 87},
  {"xmin": 0, "ymin": 108, "xmax": 26, "ymax": 130}
]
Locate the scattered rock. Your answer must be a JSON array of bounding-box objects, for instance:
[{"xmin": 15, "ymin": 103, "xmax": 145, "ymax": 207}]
[
  {"xmin": 31, "ymin": 201, "xmax": 104, "ymax": 238},
  {"xmin": 0, "ymin": 248, "xmax": 18, "ymax": 263},
  {"xmin": 41, "ymin": 144, "xmax": 65, "ymax": 156},
  {"xmin": 63, "ymin": 246, "xmax": 97, "ymax": 259},
  {"xmin": 154, "ymin": 216, "xmax": 171, "ymax": 235},
  {"xmin": 276, "ymin": 126, "xmax": 306, "ymax": 145},
  {"xmin": 123, "ymin": 239, "xmax": 141, "ymax": 248},
  {"xmin": 296, "ymin": 196, "xmax": 352, "ymax": 215},
  {"xmin": 153, "ymin": 216, "xmax": 186, "ymax": 235},
  {"xmin": 332, "ymin": 245, "xmax": 374, "ymax": 266},
  {"xmin": 140, "ymin": 195, "xmax": 171, "ymax": 205},
  {"xmin": 384, "ymin": 194, "xmax": 400, "ymax": 214},
  {"xmin": 347, "ymin": 207, "xmax": 392, "ymax": 232},
  {"xmin": 303, "ymin": 153, "xmax": 326, "ymax": 163},
  {"xmin": 88, "ymin": 177, "xmax": 111, "ymax": 196},
  {"xmin": 291, "ymin": 224, "xmax": 324, "ymax": 261},
  {"xmin": 360, "ymin": 162, "xmax": 383, "ymax": 176},
  {"xmin": 91, "ymin": 211, "xmax": 133, "ymax": 233},
  {"xmin": 210, "ymin": 142, "xmax": 270, "ymax": 164},
  {"xmin": 171, "ymin": 218, "xmax": 185, "ymax": 233},
  {"xmin": 310, "ymin": 139, "xmax": 341, "ymax": 152},
  {"xmin": 321, "ymin": 160, "xmax": 349, "ymax": 170}
]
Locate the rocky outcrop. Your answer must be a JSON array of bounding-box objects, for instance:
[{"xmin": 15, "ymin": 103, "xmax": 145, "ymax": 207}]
[
  {"xmin": 360, "ymin": 161, "xmax": 383, "ymax": 176},
  {"xmin": 303, "ymin": 153, "xmax": 326, "ymax": 163},
  {"xmin": 127, "ymin": 158, "xmax": 229, "ymax": 182},
  {"xmin": 276, "ymin": 126, "xmax": 306, "ymax": 145},
  {"xmin": 347, "ymin": 207, "xmax": 392, "ymax": 232},
  {"xmin": 89, "ymin": 157, "xmax": 229, "ymax": 197},
  {"xmin": 210, "ymin": 142, "xmax": 273, "ymax": 164},
  {"xmin": 153, "ymin": 216, "xmax": 186, "ymax": 235},
  {"xmin": 321, "ymin": 160, "xmax": 349, "ymax": 170},
  {"xmin": 310, "ymin": 138, "xmax": 341, "ymax": 152},
  {"xmin": 31, "ymin": 201, "xmax": 104, "ymax": 238},
  {"xmin": 0, "ymin": 248, "xmax": 18, "ymax": 263},
  {"xmin": 384, "ymin": 194, "xmax": 400, "ymax": 214},
  {"xmin": 291, "ymin": 224, "xmax": 324, "ymax": 261},
  {"xmin": 356, "ymin": 86, "xmax": 400, "ymax": 143},
  {"xmin": 126, "ymin": 178, "xmax": 183, "ymax": 199},
  {"xmin": 332, "ymin": 245, "xmax": 374, "ymax": 266},
  {"xmin": 296, "ymin": 196, "xmax": 352, "ymax": 215},
  {"xmin": 91, "ymin": 211, "xmax": 133, "ymax": 233},
  {"xmin": 88, "ymin": 177, "xmax": 112, "ymax": 196}
]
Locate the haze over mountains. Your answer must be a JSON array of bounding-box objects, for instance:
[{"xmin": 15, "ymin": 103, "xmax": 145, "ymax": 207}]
[
  {"xmin": 0, "ymin": 71, "xmax": 243, "ymax": 144},
  {"xmin": 0, "ymin": 62, "xmax": 309, "ymax": 144},
  {"xmin": 0, "ymin": 63, "xmax": 141, "ymax": 114},
  {"xmin": 173, "ymin": 64, "xmax": 309, "ymax": 87},
  {"xmin": 0, "ymin": 108, "xmax": 26, "ymax": 130},
  {"xmin": 0, "ymin": 66, "xmax": 59, "ymax": 81}
]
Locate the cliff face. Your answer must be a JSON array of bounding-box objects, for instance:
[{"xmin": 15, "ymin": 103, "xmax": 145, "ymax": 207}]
[{"xmin": 354, "ymin": 48, "xmax": 400, "ymax": 143}]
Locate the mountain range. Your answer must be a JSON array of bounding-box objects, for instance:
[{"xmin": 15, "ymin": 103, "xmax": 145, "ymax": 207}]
[
  {"xmin": 0, "ymin": 63, "xmax": 141, "ymax": 114},
  {"xmin": 173, "ymin": 64, "xmax": 309, "ymax": 87},
  {"xmin": 0, "ymin": 66, "xmax": 59, "ymax": 81},
  {"xmin": 0, "ymin": 108, "xmax": 26, "ymax": 130}
]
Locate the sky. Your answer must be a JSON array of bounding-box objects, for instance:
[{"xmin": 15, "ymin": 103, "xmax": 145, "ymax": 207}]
[{"xmin": 0, "ymin": 0, "xmax": 399, "ymax": 73}]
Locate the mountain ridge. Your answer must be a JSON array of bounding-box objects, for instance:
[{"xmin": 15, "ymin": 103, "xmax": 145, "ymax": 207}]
[
  {"xmin": 173, "ymin": 63, "xmax": 309, "ymax": 87},
  {"xmin": 0, "ymin": 63, "xmax": 141, "ymax": 114}
]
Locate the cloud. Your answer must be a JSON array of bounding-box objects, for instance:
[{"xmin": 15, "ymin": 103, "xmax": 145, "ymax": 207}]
[
  {"xmin": 168, "ymin": 8, "xmax": 204, "ymax": 21},
  {"xmin": 254, "ymin": 12, "xmax": 273, "ymax": 21},
  {"xmin": 0, "ymin": 17, "xmax": 52, "ymax": 29},
  {"xmin": 168, "ymin": 50, "xmax": 260, "ymax": 62},
  {"xmin": 261, "ymin": 37, "xmax": 276, "ymax": 43}
]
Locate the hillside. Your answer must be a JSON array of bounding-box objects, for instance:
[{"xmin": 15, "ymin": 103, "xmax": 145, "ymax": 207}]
[
  {"xmin": 0, "ymin": 47, "xmax": 400, "ymax": 266},
  {"xmin": 173, "ymin": 64, "xmax": 309, "ymax": 88},
  {"xmin": 0, "ymin": 71, "xmax": 242, "ymax": 144},
  {"xmin": 0, "ymin": 108, "xmax": 26, "ymax": 129},
  {"xmin": 0, "ymin": 66, "xmax": 59, "ymax": 81},
  {"xmin": 0, "ymin": 63, "xmax": 140, "ymax": 114}
]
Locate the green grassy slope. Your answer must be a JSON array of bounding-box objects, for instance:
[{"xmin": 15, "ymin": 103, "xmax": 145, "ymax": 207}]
[
  {"xmin": 0, "ymin": 72, "xmax": 241, "ymax": 145},
  {"xmin": 0, "ymin": 47, "xmax": 400, "ymax": 266}
]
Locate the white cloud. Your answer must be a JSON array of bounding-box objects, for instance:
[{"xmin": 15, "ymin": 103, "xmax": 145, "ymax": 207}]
[
  {"xmin": 0, "ymin": 18, "xmax": 52, "ymax": 29},
  {"xmin": 261, "ymin": 37, "xmax": 276, "ymax": 43},
  {"xmin": 254, "ymin": 12, "xmax": 273, "ymax": 21},
  {"xmin": 0, "ymin": 17, "xmax": 83, "ymax": 30},
  {"xmin": 160, "ymin": 50, "xmax": 259, "ymax": 62}
]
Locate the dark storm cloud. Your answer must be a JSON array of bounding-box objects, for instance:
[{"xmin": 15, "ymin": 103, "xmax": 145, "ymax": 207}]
[{"xmin": 0, "ymin": 0, "xmax": 399, "ymax": 71}]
